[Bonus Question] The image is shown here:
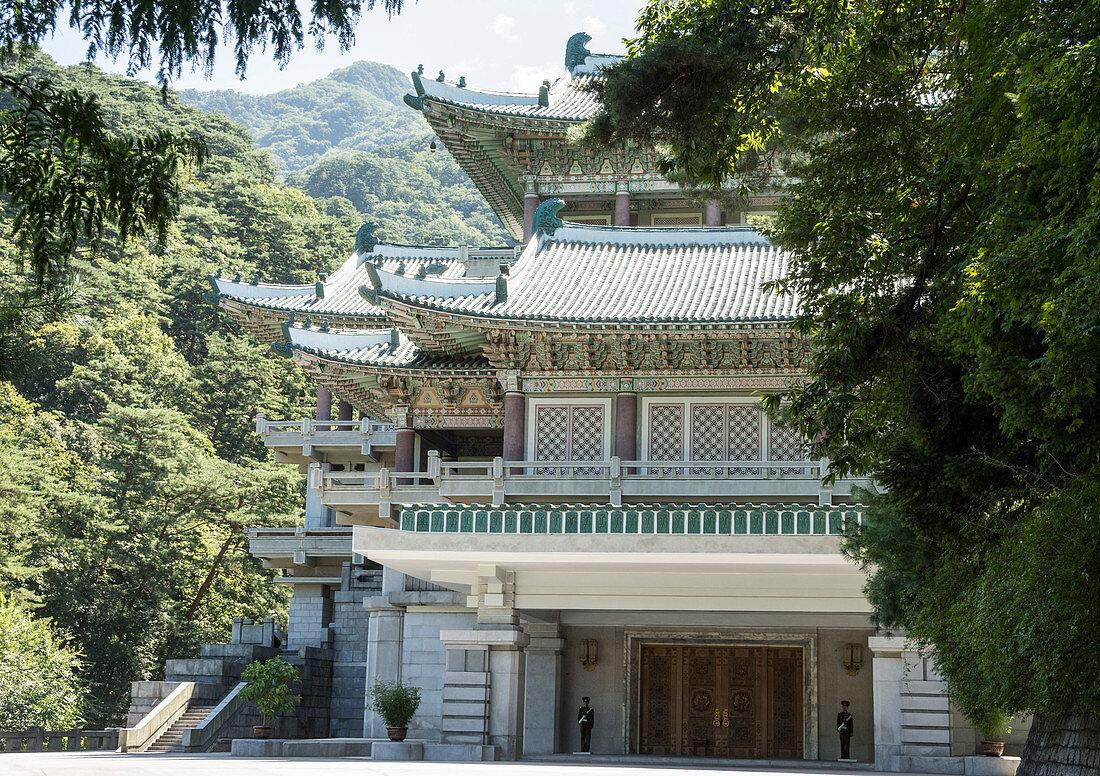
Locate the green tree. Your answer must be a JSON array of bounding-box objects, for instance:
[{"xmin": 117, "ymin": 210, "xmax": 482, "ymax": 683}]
[
  {"xmin": 590, "ymin": 1, "xmax": 1100, "ymax": 772},
  {"xmin": 0, "ymin": 594, "xmax": 86, "ymax": 729}
]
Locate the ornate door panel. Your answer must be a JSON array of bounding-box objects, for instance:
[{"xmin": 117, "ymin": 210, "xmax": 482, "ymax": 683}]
[
  {"xmin": 639, "ymin": 645, "xmax": 681, "ymax": 755},
  {"xmin": 722, "ymin": 647, "xmax": 766, "ymax": 757},
  {"xmin": 638, "ymin": 644, "xmax": 802, "ymax": 759},
  {"xmin": 681, "ymin": 646, "xmax": 722, "ymax": 756},
  {"xmin": 766, "ymin": 647, "xmax": 804, "ymax": 759}
]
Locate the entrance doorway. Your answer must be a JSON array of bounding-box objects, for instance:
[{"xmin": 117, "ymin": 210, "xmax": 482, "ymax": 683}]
[{"xmin": 639, "ymin": 644, "xmax": 804, "ymax": 758}]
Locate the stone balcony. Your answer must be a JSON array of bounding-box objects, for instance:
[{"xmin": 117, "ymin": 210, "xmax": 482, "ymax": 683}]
[
  {"xmin": 255, "ymin": 415, "xmax": 396, "ymax": 464},
  {"xmin": 311, "ymin": 452, "xmax": 871, "ymax": 523}
]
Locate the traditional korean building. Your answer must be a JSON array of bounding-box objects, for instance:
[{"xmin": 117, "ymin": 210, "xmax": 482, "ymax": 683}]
[{"xmin": 196, "ymin": 32, "xmax": 1019, "ymax": 772}]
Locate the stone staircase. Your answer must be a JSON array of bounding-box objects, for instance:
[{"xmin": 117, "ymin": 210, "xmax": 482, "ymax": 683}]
[{"xmin": 145, "ymin": 705, "xmax": 216, "ymax": 753}]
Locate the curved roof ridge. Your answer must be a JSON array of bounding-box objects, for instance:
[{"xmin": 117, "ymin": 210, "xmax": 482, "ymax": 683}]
[{"xmin": 544, "ymin": 221, "xmax": 772, "ymax": 247}]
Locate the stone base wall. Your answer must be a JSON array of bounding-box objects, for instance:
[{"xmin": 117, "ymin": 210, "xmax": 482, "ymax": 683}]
[
  {"xmin": 401, "ymin": 610, "xmax": 476, "ymax": 741},
  {"xmin": 328, "ymin": 565, "xmax": 382, "ymax": 736}
]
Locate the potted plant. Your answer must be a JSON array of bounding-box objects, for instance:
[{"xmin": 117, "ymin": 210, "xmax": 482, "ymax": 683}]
[
  {"xmin": 240, "ymin": 657, "xmax": 301, "ymax": 739},
  {"xmin": 367, "ymin": 680, "xmax": 422, "ymax": 742},
  {"xmin": 974, "ymin": 710, "xmax": 1011, "ymax": 757}
]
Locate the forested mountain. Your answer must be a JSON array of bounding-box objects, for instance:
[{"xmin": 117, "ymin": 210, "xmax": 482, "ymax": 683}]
[
  {"xmin": 179, "ymin": 61, "xmax": 511, "ymax": 246},
  {"xmin": 180, "ymin": 61, "xmax": 424, "ymax": 170},
  {"xmin": 0, "ymin": 52, "xmax": 377, "ymax": 726}
]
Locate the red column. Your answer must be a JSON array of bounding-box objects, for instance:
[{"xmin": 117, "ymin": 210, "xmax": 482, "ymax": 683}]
[
  {"xmin": 523, "ymin": 194, "xmax": 539, "ymax": 243},
  {"xmin": 616, "ymin": 392, "xmax": 638, "ymax": 464},
  {"xmin": 705, "ymin": 200, "xmax": 722, "ymax": 226},
  {"xmin": 338, "ymin": 400, "xmax": 353, "ymax": 430},
  {"xmin": 316, "ymin": 386, "xmax": 332, "ymax": 423},
  {"xmin": 395, "ymin": 427, "xmax": 416, "ymax": 485},
  {"xmin": 503, "ymin": 391, "xmax": 526, "ymax": 473},
  {"xmin": 614, "ymin": 184, "xmax": 631, "ymax": 226}
]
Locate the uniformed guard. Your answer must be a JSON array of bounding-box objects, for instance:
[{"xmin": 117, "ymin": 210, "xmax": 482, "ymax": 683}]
[
  {"xmin": 577, "ymin": 696, "xmax": 595, "ymax": 753},
  {"xmin": 837, "ymin": 700, "xmax": 854, "ymax": 760}
]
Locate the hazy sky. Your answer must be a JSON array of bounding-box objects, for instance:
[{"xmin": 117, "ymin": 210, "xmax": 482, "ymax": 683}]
[{"xmin": 37, "ymin": 1, "xmax": 645, "ymax": 95}]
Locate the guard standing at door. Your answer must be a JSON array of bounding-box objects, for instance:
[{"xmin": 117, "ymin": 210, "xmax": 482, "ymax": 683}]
[
  {"xmin": 837, "ymin": 700, "xmax": 854, "ymax": 760},
  {"xmin": 578, "ymin": 696, "xmax": 595, "ymax": 753}
]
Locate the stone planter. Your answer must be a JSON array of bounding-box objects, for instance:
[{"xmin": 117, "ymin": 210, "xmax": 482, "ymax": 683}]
[
  {"xmin": 386, "ymin": 726, "xmax": 408, "ymax": 742},
  {"xmin": 980, "ymin": 740, "xmax": 1005, "ymax": 757},
  {"xmin": 253, "ymin": 725, "xmax": 273, "ymax": 739}
]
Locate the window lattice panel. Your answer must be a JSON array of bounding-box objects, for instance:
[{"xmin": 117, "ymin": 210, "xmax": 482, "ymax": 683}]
[
  {"xmin": 535, "ymin": 406, "xmax": 568, "ymax": 475},
  {"xmin": 768, "ymin": 419, "xmax": 806, "ymax": 475},
  {"xmin": 570, "ymin": 405, "xmax": 604, "ymax": 476},
  {"xmin": 728, "ymin": 406, "xmax": 763, "ymax": 476},
  {"xmin": 648, "ymin": 404, "xmax": 684, "ymax": 475},
  {"xmin": 690, "ymin": 404, "xmax": 726, "ymax": 475}
]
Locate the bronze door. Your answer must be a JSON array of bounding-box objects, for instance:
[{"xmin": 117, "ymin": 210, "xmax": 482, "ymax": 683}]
[{"xmin": 639, "ymin": 644, "xmax": 803, "ymax": 759}]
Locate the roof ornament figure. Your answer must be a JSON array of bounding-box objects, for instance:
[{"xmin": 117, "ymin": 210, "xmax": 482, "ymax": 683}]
[
  {"xmin": 437, "ymin": 70, "xmax": 446, "ymax": 82},
  {"xmin": 565, "ymin": 32, "xmax": 592, "ymax": 72},
  {"xmin": 458, "ymin": 76, "xmax": 466, "ymax": 88},
  {"xmin": 355, "ymin": 222, "xmax": 379, "ymax": 257},
  {"xmin": 358, "ymin": 262, "xmax": 383, "ymax": 304},
  {"xmin": 534, "ymin": 198, "xmax": 566, "ymax": 239},
  {"xmin": 232, "ymin": 272, "xmax": 241, "ymax": 283},
  {"xmin": 417, "ymin": 64, "xmax": 424, "ymax": 75},
  {"xmin": 250, "ymin": 272, "xmax": 261, "ymax": 285}
]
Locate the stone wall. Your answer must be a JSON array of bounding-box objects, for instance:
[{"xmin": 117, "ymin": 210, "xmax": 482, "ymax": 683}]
[
  {"xmin": 328, "ymin": 563, "xmax": 382, "ymax": 737},
  {"xmin": 401, "ymin": 609, "xmax": 476, "ymax": 741}
]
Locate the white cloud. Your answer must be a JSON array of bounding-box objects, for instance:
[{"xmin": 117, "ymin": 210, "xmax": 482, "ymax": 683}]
[
  {"xmin": 584, "ymin": 16, "xmax": 607, "ymax": 35},
  {"xmin": 564, "ymin": 1, "xmax": 577, "ymax": 14},
  {"xmin": 508, "ymin": 64, "xmax": 562, "ymax": 93},
  {"xmin": 492, "ymin": 14, "xmax": 518, "ymax": 41}
]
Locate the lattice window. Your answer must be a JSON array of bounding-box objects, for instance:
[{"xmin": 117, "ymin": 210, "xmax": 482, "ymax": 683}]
[
  {"xmin": 535, "ymin": 406, "xmax": 568, "ymax": 476},
  {"xmin": 570, "ymin": 405, "xmax": 604, "ymax": 476},
  {"xmin": 768, "ymin": 418, "xmax": 806, "ymax": 475},
  {"xmin": 690, "ymin": 404, "xmax": 725, "ymax": 475},
  {"xmin": 728, "ymin": 405, "xmax": 763, "ymax": 476},
  {"xmin": 648, "ymin": 404, "xmax": 684, "ymax": 475},
  {"xmin": 533, "ymin": 404, "xmax": 606, "ymax": 477},
  {"xmin": 651, "ymin": 213, "xmax": 703, "ymax": 227}
]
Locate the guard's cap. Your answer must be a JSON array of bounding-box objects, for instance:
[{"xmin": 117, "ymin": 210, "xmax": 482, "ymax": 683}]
[
  {"xmin": 582, "ymin": 696, "xmax": 591, "ymax": 702},
  {"xmin": 841, "ymin": 700, "xmax": 850, "ymax": 706}
]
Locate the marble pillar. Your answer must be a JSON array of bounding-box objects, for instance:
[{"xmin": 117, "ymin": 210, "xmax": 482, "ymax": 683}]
[
  {"xmin": 362, "ymin": 595, "xmax": 405, "ymax": 737},
  {"xmin": 522, "ymin": 623, "xmax": 564, "ymax": 755}
]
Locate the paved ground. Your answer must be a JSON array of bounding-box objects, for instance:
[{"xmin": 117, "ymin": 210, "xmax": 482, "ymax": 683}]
[{"xmin": 0, "ymin": 752, "xmax": 944, "ymax": 776}]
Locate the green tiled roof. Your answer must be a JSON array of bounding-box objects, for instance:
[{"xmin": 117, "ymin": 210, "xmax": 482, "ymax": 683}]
[
  {"xmin": 398, "ymin": 504, "xmax": 862, "ymax": 536},
  {"xmin": 380, "ymin": 223, "xmax": 798, "ymax": 324},
  {"xmin": 210, "ymin": 243, "xmax": 513, "ymax": 318}
]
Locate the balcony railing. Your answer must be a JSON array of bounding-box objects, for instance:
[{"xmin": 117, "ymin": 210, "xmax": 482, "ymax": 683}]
[
  {"xmin": 255, "ymin": 414, "xmax": 396, "ymax": 459},
  {"xmin": 310, "ymin": 451, "xmax": 852, "ymax": 517}
]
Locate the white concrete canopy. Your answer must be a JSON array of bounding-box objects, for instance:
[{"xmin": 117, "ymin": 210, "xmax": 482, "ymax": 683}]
[{"xmin": 356, "ymin": 527, "xmax": 871, "ymax": 613}]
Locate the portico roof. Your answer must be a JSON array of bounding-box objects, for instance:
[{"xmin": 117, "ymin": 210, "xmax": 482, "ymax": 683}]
[
  {"xmin": 376, "ymin": 221, "xmax": 797, "ymax": 328},
  {"xmin": 208, "ymin": 241, "xmax": 515, "ymax": 338},
  {"xmin": 282, "ymin": 325, "xmax": 493, "ymax": 374}
]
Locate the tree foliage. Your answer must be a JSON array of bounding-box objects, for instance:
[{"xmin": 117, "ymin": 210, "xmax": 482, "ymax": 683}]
[
  {"xmin": 591, "ymin": 0, "xmax": 1100, "ymax": 770},
  {"xmin": 0, "ymin": 54, "xmax": 363, "ymax": 724},
  {"xmin": 0, "ymin": 594, "xmax": 86, "ymax": 729}
]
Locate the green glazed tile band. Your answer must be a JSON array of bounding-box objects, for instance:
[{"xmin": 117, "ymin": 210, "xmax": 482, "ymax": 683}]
[{"xmin": 398, "ymin": 504, "xmax": 862, "ymax": 536}]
